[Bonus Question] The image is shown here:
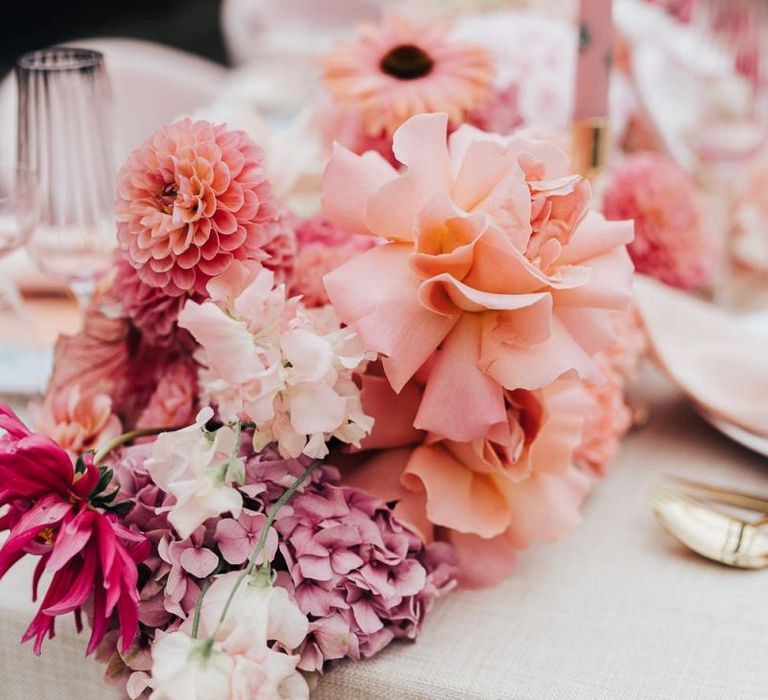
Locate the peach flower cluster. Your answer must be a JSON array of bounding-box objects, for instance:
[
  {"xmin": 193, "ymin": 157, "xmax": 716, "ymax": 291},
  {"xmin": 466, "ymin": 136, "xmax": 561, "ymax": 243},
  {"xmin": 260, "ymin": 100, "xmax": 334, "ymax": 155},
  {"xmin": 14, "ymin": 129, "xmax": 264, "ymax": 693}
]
[
  {"xmin": 321, "ymin": 113, "xmax": 634, "ymax": 586},
  {"xmin": 116, "ymin": 119, "xmax": 276, "ymax": 297},
  {"xmin": 324, "ymin": 113, "xmax": 634, "ymax": 443}
]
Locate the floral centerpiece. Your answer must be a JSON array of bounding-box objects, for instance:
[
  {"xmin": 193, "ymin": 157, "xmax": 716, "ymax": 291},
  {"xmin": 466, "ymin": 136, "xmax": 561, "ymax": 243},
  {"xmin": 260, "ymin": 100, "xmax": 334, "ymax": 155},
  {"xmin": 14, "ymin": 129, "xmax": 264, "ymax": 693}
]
[{"xmin": 0, "ymin": 14, "xmax": 643, "ymax": 700}]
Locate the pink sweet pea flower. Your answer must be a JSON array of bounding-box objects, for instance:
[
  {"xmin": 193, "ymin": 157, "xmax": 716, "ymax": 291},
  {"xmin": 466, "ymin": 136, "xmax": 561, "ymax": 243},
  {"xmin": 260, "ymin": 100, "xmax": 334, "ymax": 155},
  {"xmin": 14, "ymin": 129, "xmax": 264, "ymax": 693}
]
[
  {"xmin": 322, "ymin": 113, "xmax": 634, "ymax": 443},
  {"xmin": 0, "ymin": 403, "xmax": 149, "ymax": 655}
]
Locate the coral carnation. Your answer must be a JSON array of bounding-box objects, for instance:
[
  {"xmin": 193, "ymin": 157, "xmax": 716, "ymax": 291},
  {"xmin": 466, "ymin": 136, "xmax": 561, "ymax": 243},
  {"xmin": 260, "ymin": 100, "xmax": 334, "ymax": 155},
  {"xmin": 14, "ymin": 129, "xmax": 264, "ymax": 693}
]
[
  {"xmin": 289, "ymin": 217, "xmax": 377, "ymax": 308},
  {"xmin": 323, "ymin": 16, "xmax": 494, "ymax": 137},
  {"xmin": 602, "ymin": 152, "xmax": 715, "ymax": 290},
  {"xmin": 116, "ymin": 119, "xmax": 276, "ymax": 297}
]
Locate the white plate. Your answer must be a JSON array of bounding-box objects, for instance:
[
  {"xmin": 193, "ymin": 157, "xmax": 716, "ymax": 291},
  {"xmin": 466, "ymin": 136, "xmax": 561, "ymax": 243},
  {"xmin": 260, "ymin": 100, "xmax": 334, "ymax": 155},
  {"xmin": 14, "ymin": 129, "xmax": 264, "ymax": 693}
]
[{"xmin": 696, "ymin": 310, "xmax": 768, "ymax": 457}]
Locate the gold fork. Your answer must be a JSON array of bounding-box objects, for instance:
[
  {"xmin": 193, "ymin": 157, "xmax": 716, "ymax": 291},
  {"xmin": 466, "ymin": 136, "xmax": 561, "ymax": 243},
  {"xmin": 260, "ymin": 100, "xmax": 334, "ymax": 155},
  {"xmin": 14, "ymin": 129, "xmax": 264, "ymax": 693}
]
[{"xmin": 649, "ymin": 476, "xmax": 768, "ymax": 569}]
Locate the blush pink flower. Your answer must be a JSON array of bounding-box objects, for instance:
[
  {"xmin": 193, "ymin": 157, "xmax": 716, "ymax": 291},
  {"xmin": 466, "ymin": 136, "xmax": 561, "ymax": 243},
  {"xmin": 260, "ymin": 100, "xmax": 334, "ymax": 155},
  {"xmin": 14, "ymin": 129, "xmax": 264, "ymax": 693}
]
[
  {"xmin": 602, "ymin": 152, "xmax": 715, "ymax": 290},
  {"xmin": 323, "ymin": 16, "xmax": 495, "ymax": 137},
  {"xmin": 347, "ymin": 373, "xmax": 593, "ymax": 588},
  {"xmin": 136, "ymin": 360, "xmax": 198, "ymax": 433},
  {"xmin": 0, "ymin": 404, "xmax": 149, "ymax": 655},
  {"xmin": 30, "ymin": 385, "xmax": 122, "ymax": 459},
  {"xmin": 145, "ymin": 409, "xmax": 244, "ymax": 540},
  {"xmin": 214, "ymin": 511, "xmax": 278, "ymax": 566},
  {"xmin": 116, "ymin": 119, "xmax": 277, "ymax": 297},
  {"xmin": 289, "ymin": 216, "xmax": 378, "ymax": 308},
  {"xmin": 323, "ymin": 113, "xmax": 634, "ymax": 443}
]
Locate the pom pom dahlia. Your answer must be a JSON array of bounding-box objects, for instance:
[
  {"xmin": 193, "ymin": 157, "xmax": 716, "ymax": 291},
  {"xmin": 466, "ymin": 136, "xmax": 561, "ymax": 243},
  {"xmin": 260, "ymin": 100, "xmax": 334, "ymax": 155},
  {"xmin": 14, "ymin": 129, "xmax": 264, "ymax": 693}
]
[
  {"xmin": 323, "ymin": 113, "xmax": 634, "ymax": 444},
  {"xmin": 260, "ymin": 206, "xmax": 298, "ymax": 286},
  {"xmin": 113, "ymin": 258, "xmax": 198, "ymax": 348},
  {"xmin": 323, "ymin": 16, "xmax": 495, "ymax": 137},
  {"xmin": 116, "ymin": 119, "xmax": 277, "ymax": 297}
]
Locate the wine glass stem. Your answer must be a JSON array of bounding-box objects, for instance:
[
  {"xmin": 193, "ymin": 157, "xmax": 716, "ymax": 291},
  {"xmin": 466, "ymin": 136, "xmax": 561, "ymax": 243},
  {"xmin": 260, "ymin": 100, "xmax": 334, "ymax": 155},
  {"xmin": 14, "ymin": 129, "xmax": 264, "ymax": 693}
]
[{"xmin": 70, "ymin": 280, "xmax": 94, "ymax": 313}]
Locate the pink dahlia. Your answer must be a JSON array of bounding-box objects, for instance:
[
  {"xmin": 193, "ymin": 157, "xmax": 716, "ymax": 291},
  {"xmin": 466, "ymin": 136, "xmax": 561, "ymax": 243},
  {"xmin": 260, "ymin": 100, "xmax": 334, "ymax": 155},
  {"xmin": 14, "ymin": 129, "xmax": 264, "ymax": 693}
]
[
  {"xmin": 289, "ymin": 216, "xmax": 377, "ymax": 308},
  {"xmin": 602, "ymin": 153, "xmax": 715, "ymax": 290},
  {"xmin": 0, "ymin": 404, "xmax": 149, "ymax": 655},
  {"xmin": 323, "ymin": 16, "xmax": 495, "ymax": 137},
  {"xmin": 116, "ymin": 118, "xmax": 277, "ymax": 297}
]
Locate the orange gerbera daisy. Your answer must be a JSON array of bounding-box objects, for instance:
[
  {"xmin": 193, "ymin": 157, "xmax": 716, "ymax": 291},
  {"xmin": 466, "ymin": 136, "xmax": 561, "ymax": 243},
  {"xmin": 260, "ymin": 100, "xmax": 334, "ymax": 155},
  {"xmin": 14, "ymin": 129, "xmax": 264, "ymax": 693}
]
[{"xmin": 323, "ymin": 16, "xmax": 495, "ymax": 137}]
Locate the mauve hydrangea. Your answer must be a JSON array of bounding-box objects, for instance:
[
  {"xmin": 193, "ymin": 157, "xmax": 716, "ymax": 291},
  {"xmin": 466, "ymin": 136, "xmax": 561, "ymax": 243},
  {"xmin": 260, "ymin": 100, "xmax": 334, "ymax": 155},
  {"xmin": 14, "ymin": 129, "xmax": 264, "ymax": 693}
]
[
  {"xmin": 107, "ymin": 439, "xmax": 455, "ymax": 688},
  {"xmin": 244, "ymin": 451, "xmax": 456, "ymax": 672}
]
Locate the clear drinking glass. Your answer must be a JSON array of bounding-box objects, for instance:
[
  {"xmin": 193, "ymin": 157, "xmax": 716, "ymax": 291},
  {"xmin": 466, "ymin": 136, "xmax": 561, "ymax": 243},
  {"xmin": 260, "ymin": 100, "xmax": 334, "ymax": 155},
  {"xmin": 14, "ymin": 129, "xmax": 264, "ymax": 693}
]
[
  {"xmin": 16, "ymin": 47, "xmax": 117, "ymax": 306},
  {"xmin": 0, "ymin": 163, "xmax": 37, "ymax": 316},
  {"xmin": 0, "ymin": 163, "xmax": 49, "ymax": 396}
]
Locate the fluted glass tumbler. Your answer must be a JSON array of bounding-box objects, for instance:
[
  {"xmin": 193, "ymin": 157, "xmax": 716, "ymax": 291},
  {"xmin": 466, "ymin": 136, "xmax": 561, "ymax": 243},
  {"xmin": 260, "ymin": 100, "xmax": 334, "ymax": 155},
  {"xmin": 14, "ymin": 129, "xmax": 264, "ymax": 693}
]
[{"xmin": 16, "ymin": 47, "xmax": 117, "ymax": 304}]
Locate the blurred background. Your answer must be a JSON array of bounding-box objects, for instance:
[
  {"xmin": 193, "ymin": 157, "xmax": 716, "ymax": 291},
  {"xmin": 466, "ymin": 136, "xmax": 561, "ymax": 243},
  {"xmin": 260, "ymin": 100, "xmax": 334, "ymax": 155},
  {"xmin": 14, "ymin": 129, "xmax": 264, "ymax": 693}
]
[{"xmin": 0, "ymin": 0, "xmax": 228, "ymax": 74}]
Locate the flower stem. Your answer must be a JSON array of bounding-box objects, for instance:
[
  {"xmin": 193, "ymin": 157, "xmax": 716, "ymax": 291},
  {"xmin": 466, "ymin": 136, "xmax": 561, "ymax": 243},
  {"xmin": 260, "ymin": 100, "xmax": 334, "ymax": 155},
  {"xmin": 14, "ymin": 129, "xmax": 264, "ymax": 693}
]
[
  {"xmin": 210, "ymin": 459, "xmax": 322, "ymax": 639},
  {"xmin": 191, "ymin": 577, "xmax": 213, "ymax": 639},
  {"xmin": 93, "ymin": 426, "xmax": 181, "ymax": 466}
]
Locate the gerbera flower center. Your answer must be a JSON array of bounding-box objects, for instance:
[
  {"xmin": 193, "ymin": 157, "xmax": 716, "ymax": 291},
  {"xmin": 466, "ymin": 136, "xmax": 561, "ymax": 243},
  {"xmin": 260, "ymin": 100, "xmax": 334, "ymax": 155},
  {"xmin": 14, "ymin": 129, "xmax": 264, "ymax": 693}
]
[
  {"xmin": 158, "ymin": 182, "xmax": 178, "ymax": 215},
  {"xmin": 380, "ymin": 44, "xmax": 434, "ymax": 80}
]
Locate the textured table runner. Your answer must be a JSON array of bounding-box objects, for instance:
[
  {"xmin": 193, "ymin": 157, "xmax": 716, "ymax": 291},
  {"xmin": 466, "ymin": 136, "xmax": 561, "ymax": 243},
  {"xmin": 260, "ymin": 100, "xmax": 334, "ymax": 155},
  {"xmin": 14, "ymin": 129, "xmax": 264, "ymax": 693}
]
[{"xmin": 2, "ymin": 368, "xmax": 767, "ymax": 700}]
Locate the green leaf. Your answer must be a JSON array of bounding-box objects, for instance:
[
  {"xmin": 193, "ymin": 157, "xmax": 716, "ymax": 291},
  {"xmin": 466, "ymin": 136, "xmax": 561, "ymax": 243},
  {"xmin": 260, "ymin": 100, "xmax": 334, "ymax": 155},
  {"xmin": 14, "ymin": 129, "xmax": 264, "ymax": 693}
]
[
  {"xmin": 109, "ymin": 501, "xmax": 133, "ymax": 517},
  {"xmin": 74, "ymin": 454, "xmax": 87, "ymax": 475},
  {"xmin": 89, "ymin": 467, "xmax": 114, "ymax": 500}
]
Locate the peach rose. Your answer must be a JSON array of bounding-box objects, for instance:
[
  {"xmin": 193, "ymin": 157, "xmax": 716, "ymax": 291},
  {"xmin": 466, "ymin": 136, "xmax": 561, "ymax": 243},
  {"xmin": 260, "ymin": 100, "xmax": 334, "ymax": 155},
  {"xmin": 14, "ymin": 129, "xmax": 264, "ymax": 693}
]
[{"xmin": 323, "ymin": 113, "xmax": 634, "ymax": 443}]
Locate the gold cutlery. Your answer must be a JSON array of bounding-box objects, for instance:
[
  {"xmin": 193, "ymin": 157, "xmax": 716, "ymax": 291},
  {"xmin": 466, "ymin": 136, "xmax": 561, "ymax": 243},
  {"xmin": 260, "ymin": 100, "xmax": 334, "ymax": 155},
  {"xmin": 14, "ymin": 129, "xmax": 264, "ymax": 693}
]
[{"xmin": 649, "ymin": 476, "xmax": 768, "ymax": 568}]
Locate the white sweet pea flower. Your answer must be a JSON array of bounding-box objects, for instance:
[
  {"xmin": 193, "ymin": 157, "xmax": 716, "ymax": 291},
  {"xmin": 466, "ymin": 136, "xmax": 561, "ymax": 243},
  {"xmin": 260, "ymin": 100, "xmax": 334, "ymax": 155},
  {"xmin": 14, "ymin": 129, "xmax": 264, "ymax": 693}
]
[
  {"xmin": 146, "ymin": 410, "xmax": 244, "ymax": 539},
  {"xmin": 149, "ymin": 632, "xmax": 234, "ymax": 700},
  {"xmin": 179, "ymin": 266, "xmax": 375, "ymax": 459}
]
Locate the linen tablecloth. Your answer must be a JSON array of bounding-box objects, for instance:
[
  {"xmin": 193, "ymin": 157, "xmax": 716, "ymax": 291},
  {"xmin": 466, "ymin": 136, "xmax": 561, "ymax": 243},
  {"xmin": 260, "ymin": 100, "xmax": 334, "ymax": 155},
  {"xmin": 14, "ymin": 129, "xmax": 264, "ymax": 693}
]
[{"xmin": 2, "ymin": 367, "xmax": 767, "ymax": 699}]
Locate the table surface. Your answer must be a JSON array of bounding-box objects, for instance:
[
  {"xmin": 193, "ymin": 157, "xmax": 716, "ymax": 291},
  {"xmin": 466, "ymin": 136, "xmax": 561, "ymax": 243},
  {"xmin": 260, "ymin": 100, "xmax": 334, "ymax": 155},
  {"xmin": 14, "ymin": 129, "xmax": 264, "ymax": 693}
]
[{"xmin": 1, "ymin": 367, "xmax": 767, "ymax": 700}]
